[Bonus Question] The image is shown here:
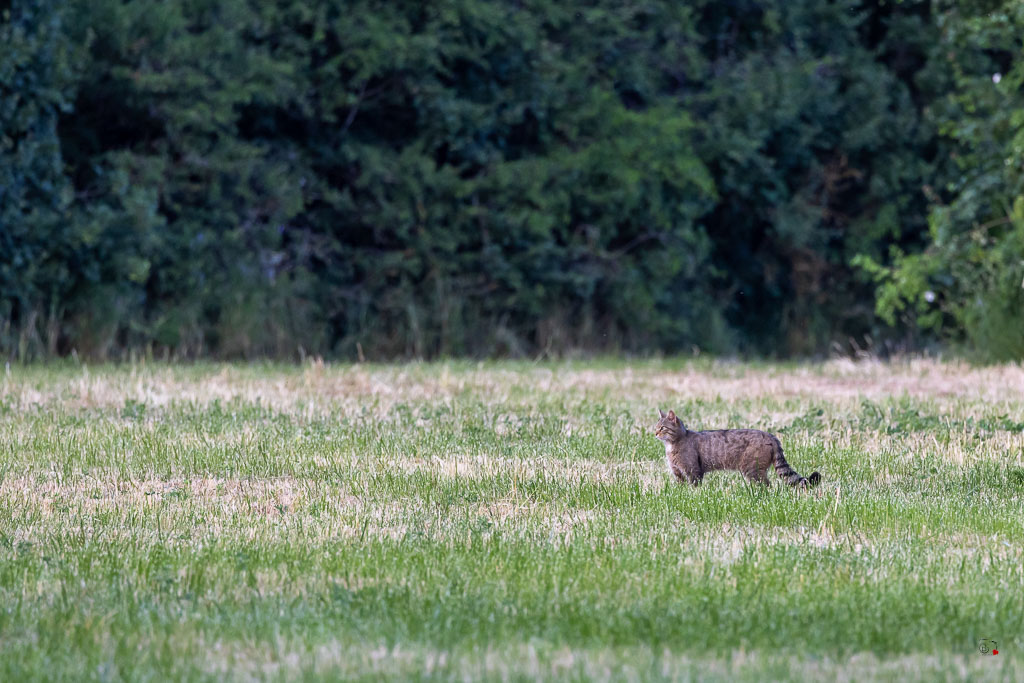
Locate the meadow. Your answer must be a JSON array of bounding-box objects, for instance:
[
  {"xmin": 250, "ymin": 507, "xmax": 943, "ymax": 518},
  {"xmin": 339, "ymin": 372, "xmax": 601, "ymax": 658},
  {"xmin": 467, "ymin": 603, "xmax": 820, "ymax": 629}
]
[{"xmin": 1, "ymin": 359, "xmax": 1022, "ymax": 681}]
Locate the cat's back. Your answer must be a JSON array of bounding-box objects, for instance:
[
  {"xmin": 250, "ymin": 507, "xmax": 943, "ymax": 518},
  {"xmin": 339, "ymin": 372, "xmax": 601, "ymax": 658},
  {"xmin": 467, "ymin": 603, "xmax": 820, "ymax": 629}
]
[
  {"xmin": 696, "ymin": 428, "xmax": 773, "ymax": 442},
  {"xmin": 695, "ymin": 428, "xmax": 776, "ymax": 452}
]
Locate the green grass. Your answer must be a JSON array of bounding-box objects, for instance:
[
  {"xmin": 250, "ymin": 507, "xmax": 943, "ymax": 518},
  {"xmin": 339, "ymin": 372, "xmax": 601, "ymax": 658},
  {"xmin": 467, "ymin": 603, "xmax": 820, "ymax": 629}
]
[{"xmin": 1, "ymin": 359, "xmax": 1022, "ymax": 681}]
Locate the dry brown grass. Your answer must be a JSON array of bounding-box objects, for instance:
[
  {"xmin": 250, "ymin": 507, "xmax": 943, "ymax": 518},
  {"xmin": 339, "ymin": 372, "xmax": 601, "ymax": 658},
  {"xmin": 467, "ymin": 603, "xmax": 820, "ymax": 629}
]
[{"xmin": 5, "ymin": 358, "xmax": 1024, "ymax": 416}]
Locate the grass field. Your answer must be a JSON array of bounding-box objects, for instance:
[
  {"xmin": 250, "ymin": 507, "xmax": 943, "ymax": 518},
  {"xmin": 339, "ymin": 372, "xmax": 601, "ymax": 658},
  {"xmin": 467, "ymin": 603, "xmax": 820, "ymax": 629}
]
[{"xmin": 1, "ymin": 359, "xmax": 1023, "ymax": 681}]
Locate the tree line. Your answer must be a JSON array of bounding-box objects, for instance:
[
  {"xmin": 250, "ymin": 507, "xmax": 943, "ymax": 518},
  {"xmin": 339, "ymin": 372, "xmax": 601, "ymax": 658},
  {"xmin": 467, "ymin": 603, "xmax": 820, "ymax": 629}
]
[{"xmin": 2, "ymin": 1, "xmax": 1021, "ymax": 361}]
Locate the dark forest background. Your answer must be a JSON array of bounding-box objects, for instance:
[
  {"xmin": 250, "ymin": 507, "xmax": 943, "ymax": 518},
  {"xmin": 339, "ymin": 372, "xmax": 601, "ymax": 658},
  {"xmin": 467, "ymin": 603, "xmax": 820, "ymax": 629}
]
[{"xmin": 2, "ymin": 1, "xmax": 1023, "ymax": 361}]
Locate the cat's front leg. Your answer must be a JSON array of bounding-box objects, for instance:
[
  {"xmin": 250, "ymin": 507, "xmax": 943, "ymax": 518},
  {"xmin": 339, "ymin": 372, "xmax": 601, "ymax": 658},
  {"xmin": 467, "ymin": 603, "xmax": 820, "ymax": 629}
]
[
  {"xmin": 674, "ymin": 460, "xmax": 703, "ymax": 486},
  {"xmin": 669, "ymin": 449, "xmax": 703, "ymax": 487},
  {"xmin": 684, "ymin": 468, "xmax": 703, "ymax": 486},
  {"xmin": 669, "ymin": 464, "xmax": 701, "ymax": 486},
  {"xmin": 683, "ymin": 449, "xmax": 704, "ymax": 486}
]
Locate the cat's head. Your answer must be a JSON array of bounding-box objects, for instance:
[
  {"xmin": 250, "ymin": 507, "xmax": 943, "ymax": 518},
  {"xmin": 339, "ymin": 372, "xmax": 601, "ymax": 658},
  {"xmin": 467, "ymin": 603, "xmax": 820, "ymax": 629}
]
[{"xmin": 654, "ymin": 409, "xmax": 684, "ymax": 442}]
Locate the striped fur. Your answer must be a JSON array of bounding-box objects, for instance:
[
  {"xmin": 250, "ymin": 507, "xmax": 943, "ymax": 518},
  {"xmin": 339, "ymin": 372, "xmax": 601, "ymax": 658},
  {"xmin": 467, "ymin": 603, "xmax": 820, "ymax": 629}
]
[
  {"xmin": 654, "ymin": 409, "xmax": 821, "ymax": 488},
  {"xmin": 770, "ymin": 434, "xmax": 821, "ymax": 488}
]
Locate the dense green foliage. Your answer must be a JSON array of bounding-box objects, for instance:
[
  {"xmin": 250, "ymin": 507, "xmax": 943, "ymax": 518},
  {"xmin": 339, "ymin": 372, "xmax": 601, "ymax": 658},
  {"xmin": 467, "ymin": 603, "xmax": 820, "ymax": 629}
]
[
  {"xmin": 859, "ymin": 0, "xmax": 1024, "ymax": 360},
  {"xmin": 1, "ymin": 0, "xmax": 79, "ymax": 356},
  {"xmin": 0, "ymin": 1, "xmax": 1020, "ymax": 359}
]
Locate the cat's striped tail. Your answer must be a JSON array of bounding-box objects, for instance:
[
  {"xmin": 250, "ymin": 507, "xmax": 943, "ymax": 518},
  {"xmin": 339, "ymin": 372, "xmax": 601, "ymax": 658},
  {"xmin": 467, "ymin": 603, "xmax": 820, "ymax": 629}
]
[{"xmin": 771, "ymin": 436, "xmax": 821, "ymax": 488}]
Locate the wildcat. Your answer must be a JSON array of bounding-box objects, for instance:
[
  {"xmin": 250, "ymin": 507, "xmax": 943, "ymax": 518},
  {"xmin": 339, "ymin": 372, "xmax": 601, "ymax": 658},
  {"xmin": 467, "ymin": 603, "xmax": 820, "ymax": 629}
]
[{"xmin": 654, "ymin": 409, "xmax": 821, "ymax": 488}]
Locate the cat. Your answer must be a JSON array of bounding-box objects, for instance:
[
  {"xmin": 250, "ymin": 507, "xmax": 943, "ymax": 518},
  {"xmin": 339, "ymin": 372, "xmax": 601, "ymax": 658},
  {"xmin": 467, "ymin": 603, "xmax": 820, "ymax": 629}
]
[{"xmin": 654, "ymin": 409, "xmax": 821, "ymax": 488}]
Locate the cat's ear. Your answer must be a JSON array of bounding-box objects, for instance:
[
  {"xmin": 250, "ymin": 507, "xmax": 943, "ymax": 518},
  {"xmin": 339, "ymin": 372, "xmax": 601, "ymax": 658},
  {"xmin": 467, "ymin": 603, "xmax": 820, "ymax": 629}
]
[
  {"xmin": 667, "ymin": 410, "xmax": 676, "ymax": 420},
  {"xmin": 659, "ymin": 409, "xmax": 666, "ymax": 418}
]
